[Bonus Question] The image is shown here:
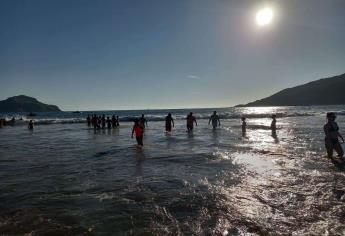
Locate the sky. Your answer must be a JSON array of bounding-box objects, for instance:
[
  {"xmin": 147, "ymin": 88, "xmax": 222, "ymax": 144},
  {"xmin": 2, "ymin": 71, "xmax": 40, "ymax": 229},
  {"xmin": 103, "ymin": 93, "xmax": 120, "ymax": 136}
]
[{"xmin": 1, "ymin": 0, "xmax": 345, "ymax": 111}]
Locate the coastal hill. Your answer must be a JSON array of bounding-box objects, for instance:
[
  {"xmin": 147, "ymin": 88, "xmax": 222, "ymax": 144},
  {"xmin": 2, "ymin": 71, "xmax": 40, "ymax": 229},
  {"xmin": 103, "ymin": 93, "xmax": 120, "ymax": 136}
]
[
  {"xmin": 0, "ymin": 95, "xmax": 61, "ymax": 112},
  {"xmin": 236, "ymin": 73, "xmax": 345, "ymax": 107}
]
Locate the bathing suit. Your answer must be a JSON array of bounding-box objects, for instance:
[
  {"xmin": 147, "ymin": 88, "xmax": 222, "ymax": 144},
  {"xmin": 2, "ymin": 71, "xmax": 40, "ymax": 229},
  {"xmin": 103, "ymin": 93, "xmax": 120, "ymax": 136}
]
[
  {"xmin": 210, "ymin": 115, "xmax": 219, "ymax": 128},
  {"xmin": 187, "ymin": 115, "xmax": 195, "ymax": 130},
  {"xmin": 134, "ymin": 125, "xmax": 144, "ymax": 146},
  {"xmin": 165, "ymin": 116, "xmax": 173, "ymax": 131}
]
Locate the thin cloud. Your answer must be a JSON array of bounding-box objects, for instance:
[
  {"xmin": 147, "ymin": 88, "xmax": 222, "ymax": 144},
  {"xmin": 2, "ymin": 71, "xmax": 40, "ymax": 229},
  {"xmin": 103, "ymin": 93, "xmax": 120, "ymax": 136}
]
[{"xmin": 186, "ymin": 75, "xmax": 201, "ymax": 80}]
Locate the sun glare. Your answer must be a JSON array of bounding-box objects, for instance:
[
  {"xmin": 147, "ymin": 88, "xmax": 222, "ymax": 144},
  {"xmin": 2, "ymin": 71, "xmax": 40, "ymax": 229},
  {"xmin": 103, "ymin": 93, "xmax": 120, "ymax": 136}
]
[{"xmin": 256, "ymin": 7, "xmax": 273, "ymax": 26}]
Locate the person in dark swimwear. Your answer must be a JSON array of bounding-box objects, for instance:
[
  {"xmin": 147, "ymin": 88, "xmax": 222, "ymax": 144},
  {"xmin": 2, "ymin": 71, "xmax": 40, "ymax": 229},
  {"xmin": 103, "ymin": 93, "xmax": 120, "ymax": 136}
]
[
  {"xmin": 132, "ymin": 119, "xmax": 144, "ymax": 146},
  {"xmin": 324, "ymin": 112, "xmax": 344, "ymax": 159},
  {"xmin": 101, "ymin": 115, "xmax": 106, "ymax": 129},
  {"xmin": 87, "ymin": 115, "xmax": 91, "ymax": 126},
  {"xmin": 271, "ymin": 114, "xmax": 277, "ymax": 135},
  {"xmin": 165, "ymin": 113, "xmax": 174, "ymax": 132},
  {"xmin": 92, "ymin": 115, "xmax": 97, "ymax": 130},
  {"xmin": 106, "ymin": 117, "xmax": 112, "ymax": 129},
  {"xmin": 28, "ymin": 120, "xmax": 34, "ymax": 130},
  {"xmin": 97, "ymin": 116, "xmax": 102, "ymax": 129},
  {"xmin": 186, "ymin": 112, "xmax": 197, "ymax": 132},
  {"xmin": 116, "ymin": 116, "xmax": 120, "ymax": 126},
  {"xmin": 111, "ymin": 115, "xmax": 117, "ymax": 128},
  {"xmin": 241, "ymin": 117, "xmax": 247, "ymax": 136},
  {"xmin": 209, "ymin": 111, "xmax": 220, "ymax": 130},
  {"xmin": 139, "ymin": 114, "xmax": 148, "ymax": 128}
]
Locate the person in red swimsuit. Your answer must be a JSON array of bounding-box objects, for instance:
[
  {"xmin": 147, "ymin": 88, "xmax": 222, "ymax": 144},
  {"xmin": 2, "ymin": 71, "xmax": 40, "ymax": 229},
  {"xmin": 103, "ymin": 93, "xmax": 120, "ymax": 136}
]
[{"xmin": 132, "ymin": 119, "xmax": 144, "ymax": 146}]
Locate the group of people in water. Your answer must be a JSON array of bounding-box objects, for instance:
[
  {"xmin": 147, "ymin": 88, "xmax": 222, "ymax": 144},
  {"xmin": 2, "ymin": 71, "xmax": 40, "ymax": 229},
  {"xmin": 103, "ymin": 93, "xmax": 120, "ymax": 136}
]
[
  {"xmin": 87, "ymin": 114, "xmax": 120, "ymax": 129},
  {"xmin": 129, "ymin": 111, "xmax": 344, "ymax": 161},
  {"xmin": 129, "ymin": 111, "xmax": 275, "ymax": 147},
  {"xmin": 0, "ymin": 110, "xmax": 343, "ymax": 160}
]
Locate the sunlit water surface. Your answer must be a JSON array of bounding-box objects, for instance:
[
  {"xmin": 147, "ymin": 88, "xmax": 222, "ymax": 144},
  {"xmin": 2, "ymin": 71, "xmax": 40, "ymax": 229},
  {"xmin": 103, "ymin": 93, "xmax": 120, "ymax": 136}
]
[{"xmin": 0, "ymin": 106, "xmax": 345, "ymax": 235}]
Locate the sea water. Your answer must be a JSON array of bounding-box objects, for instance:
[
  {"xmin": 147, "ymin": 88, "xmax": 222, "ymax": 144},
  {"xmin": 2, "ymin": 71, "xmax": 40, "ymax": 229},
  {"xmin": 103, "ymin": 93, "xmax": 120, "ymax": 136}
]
[{"xmin": 0, "ymin": 106, "xmax": 345, "ymax": 235}]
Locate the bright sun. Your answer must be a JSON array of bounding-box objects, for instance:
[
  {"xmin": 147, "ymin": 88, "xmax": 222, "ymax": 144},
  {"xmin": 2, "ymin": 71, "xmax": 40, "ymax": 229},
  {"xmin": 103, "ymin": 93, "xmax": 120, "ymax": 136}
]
[{"xmin": 256, "ymin": 7, "xmax": 273, "ymax": 26}]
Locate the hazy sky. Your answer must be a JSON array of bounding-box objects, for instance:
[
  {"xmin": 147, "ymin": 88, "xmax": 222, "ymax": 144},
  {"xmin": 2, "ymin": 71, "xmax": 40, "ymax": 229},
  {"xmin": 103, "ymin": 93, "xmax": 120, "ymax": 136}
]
[{"xmin": 1, "ymin": 0, "xmax": 345, "ymax": 110}]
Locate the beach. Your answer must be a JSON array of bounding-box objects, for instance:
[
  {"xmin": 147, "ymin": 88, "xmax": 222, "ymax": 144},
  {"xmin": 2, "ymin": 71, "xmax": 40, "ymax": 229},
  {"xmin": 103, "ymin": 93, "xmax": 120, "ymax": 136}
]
[{"xmin": 1, "ymin": 106, "xmax": 345, "ymax": 235}]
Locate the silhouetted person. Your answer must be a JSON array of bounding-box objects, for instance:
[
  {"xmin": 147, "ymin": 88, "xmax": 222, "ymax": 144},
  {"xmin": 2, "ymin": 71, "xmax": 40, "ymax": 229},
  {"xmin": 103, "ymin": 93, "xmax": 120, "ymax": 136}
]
[
  {"xmin": 132, "ymin": 119, "xmax": 144, "ymax": 146},
  {"xmin": 97, "ymin": 116, "xmax": 102, "ymax": 129},
  {"xmin": 187, "ymin": 112, "xmax": 197, "ymax": 132},
  {"xmin": 0, "ymin": 118, "xmax": 4, "ymax": 128},
  {"xmin": 139, "ymin": 114, "xmax": 147, "ymax": 128},
  {"xmin": 28, "ymin": 120, "xmax": 34, "ymax": 130},
  {"xmin": 91, "ymin": 115, "xmax": 97, "ymax": 130},
  {"xmin": 116, "ymin": 116, "xmax": 120, "ymax": 126},
  {"xmin": 271, "ymin": 114, "xmax": 277, "ymax": 135},
  {"xmin": 209, "ymin": 111, "xmax": 220, "ymax": 130},
  {"xmin": 87, "ymin": 115, "xmax": 91, "ymax": 126},
  {"xmin": 324, "ymin": 112, "xmax": 344, "ymax": 159},
  {"xmin": 111, "ymin": 115, "xmax": 117, "ymax": 128},
  {"xmin": 101, "ymin": 115, "xmax": 106, "ymax": 129},
  {"xmin": 241, "ymin": 117, "xmax": 247, "ymax": 136},
  {"xmin": 165, "ymin": 113, "xmax": 174, "ymax": 132},
  {"xmin": 106, "ymin": 117, "xmax": 112, "ymax": 129}
]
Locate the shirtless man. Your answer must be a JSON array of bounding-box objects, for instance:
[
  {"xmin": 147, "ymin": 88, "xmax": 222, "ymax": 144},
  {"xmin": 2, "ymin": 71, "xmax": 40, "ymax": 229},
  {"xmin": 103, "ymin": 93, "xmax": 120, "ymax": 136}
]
[
  {"xmin": 208, "ymin": 111, "xmax": 220, "ymax": 130},
  {"xmin": 186, "ymin": 112, "xmax": 197, "ymax": 132}
]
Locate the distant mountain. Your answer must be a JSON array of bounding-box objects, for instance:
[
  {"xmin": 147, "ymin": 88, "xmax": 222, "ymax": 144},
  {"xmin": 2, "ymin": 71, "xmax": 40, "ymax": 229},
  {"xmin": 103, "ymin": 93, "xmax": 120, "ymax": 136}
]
[
  {"xmin": 0, "ymin": 95, "xmax": 61, "ymax": 112},
  {"xmin": 236, "ymin": 73, "xmax": 345, "ymax": 107}
]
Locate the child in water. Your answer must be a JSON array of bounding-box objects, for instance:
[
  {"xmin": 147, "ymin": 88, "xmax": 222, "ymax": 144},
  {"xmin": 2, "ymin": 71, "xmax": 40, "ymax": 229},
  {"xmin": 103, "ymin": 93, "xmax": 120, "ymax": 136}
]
[
  {"xmin": 132, "ymin": 119, "xmax": 144, "ymax": 146},
  {"xmin": 324, "ymin": 112, "xmax": 344, "ymax": 159}
]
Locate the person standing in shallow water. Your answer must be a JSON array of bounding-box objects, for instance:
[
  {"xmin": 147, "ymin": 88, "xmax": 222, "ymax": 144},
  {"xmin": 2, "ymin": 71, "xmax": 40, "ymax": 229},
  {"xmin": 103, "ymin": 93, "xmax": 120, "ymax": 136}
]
[
  {"xmin": 324, "ymin": 112, "xmax": 344, "ymax": 159},
  {"xmin": 106, "ymin": 117, "xmax": 112, "ymax": 129},
  {"xmin": 241, "ymin": 117, "xmax": 247, "ymax": 136},
  {"xmin": 101, "ymin": 115, "xmax": 106, "ymax": 129},
  {"xmin": 209, "ymin": 111, "xmax": 220, "ymax": 130},
  {"xmin": 132, "ymin": 119, "xmax": 144, "ymax": 146},
  {"xmin": 271, "ymin": 114, "xmax": 277, "ymax": 135},
  {"xmin": 186, "ymin": 112, "xmax": 197, "ymax": 132},
  {"xmin": 87, "ymin": 115, "xmax": 91, "ymax": 126},
  {"xmin": 111, "ymin": 115, "xmax": 117, "ymax": 128},
  {"xmin": 28, "ymin": 120, "xmax": 34, "ymax": 130},
  {"xmin": 165, "ymin": 113, "xmax": 174, "ymax": 132},
  {"xmin": 116, "ymin": 116, "xmax": 120, "ymax": 126}
]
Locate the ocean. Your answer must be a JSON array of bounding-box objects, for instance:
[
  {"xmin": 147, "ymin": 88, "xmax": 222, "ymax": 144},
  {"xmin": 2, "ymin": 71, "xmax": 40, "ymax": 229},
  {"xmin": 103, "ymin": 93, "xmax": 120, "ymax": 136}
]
[{"xmin": 1, "ymin": 106, "xmax": 345, "ymax": 235}]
